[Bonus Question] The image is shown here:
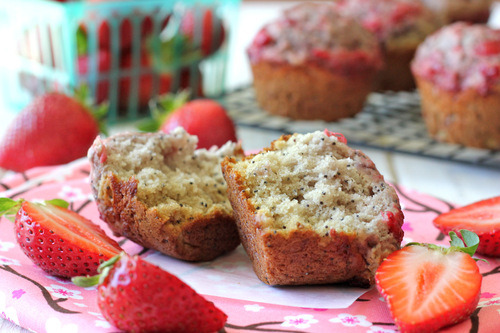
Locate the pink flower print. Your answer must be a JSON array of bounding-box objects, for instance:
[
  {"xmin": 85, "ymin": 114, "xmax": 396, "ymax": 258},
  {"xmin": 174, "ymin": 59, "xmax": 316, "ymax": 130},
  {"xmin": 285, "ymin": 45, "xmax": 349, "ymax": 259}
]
[
  {"xmin": 57, "ymin": 185, "xmax": 88, "ymax": 202},
  {"xmin": 11, "ymin": 290, "xmax": 25, "ymax": 299},
  {"xmin": 88, "ymin": 311, "xmax": 112, "ymax": 329},
  {"xmin": 402, "ymin": 222, "xmax": 413, "ymax": 232},
  {"xmin": 329, "ymin": 313, "xmax": 372, "ymax": 327},
  {"xmin": 281, "ymin": 314, "xmax": 318, "ymax": 329},
  {"xmin": 73, "ymin": 303, "xmax": 88, "ymax": 308},
  {"xmin": 95, "ymin": 320, "xmax": 112, "ymax": 329},
  {"xmin": 481, "ymin": 292, "xmax": 496, "ymax": 299},
  {"xmin": 0, "ymin": 291, "xmax": 19, "ymax": 325},
  {"xmin": 479, "ymin": 297, "xmax": 500, "ymax": 308},
  {"xmin": 0, "ymin": 309, "xmax": 20, "ymax": 326},
  {"xmin": 244, "ymin": 304, "xmax": 264, "ymax": 312},
  {"xmin": 45, "ymin": 284, "xmax": 83, "ymax": 300},
  {"xmin": 0, "ymin": 241, "xmax": 14, "ymax": 252},
  {"xmin": 0, "ymin": 256, "xmax": 20, "ymax": 266}
]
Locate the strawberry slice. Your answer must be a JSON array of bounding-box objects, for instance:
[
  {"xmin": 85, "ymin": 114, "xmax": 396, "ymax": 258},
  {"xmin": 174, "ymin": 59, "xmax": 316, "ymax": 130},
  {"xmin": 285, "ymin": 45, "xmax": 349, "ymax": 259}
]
[
  {"xmin": 434, "ymin": 196, "xmax": 500, "ymax": 256},
  {"xmin": 0, "ymin": 198, "xmax": 122, "ymax": 278},
  {"xmin": 376, "ymin": 230, "xmax": 483, "ymax": 333},
  {"xmin": 73, "ymin": 253, "xmax": 227, "ymax": 333}
]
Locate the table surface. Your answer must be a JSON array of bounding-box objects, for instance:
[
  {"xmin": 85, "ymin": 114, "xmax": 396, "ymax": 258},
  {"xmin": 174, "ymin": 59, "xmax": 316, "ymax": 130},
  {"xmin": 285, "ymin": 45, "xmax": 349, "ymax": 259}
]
[{"xmin": 1, "ymin": 1, "xmax": 500, "ymax": 332}]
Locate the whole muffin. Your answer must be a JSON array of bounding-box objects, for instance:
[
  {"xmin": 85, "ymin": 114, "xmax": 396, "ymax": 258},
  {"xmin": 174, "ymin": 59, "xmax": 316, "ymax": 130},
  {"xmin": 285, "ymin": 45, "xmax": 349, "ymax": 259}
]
[
  {"xmin": 420, "ymin": 0, "xmax": 494, "ymax": 24},
  {"xmin": 221, "ymin": 130, "xmax": 404, "ymax": 287},
  {"xmin": 333, "ymin": 0, "xmax": 441, "ymax": 91},
  {"xmin": 247, "ymin": 2, "xmax": 383, "ymax": 121},
  {"xmin": 412, "ymin": 22, "xmax": 500, "ymax": 149}
]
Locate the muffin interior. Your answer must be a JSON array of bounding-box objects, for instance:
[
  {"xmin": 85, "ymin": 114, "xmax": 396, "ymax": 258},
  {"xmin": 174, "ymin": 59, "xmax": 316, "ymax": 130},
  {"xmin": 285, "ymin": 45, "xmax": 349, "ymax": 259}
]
[
  {"xmin": 235, "ymin": 132, "xmax": 397, "ymax": 235},
  {"xmin": 101, "ymin": 129, "xmax": 239, "ymax": 218}
]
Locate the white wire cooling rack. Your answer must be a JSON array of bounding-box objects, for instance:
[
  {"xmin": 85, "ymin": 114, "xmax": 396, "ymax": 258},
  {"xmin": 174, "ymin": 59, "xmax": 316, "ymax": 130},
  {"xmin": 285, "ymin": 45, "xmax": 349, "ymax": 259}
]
[{"xmin": 222, "ymin": 87, "xmax": 500, "ymax": 169}]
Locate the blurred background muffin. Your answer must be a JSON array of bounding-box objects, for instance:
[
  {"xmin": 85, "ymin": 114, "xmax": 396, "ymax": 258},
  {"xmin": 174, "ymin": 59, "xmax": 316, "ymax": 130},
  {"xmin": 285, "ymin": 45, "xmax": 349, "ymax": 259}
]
[
  {"xmin": 247, "ymin": 2, "xmax": 382, "ymax": 121},
  {"xmin": 420, "ymin": 0, "xmax": 494, "ymax": 24},
  {"xmin": 332, "ymin": 0, "xmax": 441, "ymax": 92},
  {"xmin": 411, "ymin": 22, "xmax": 500, "ymax": 149}
]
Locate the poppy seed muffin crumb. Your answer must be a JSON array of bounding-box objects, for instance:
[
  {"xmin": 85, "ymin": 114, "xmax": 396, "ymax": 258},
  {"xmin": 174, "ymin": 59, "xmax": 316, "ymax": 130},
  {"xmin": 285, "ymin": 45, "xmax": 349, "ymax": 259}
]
[{"xmin": 221, "ymin": 130, "xmax": 404, "ymax": 286}]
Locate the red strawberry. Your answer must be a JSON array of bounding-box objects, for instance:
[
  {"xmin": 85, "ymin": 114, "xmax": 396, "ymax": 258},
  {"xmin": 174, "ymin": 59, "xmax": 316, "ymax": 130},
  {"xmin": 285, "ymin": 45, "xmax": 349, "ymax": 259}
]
[
  {"xmin": 376, "ymin": 230, "xmax": 483, "ymax": 333},
  {"xmin": 77, "ymin": 50, "xmax": 111, "ymax": 104},
  {"xmin": 434, "ymin": 196, "xmax": 500, "ymax": 256},
  {"xmin": 73, "ymin": 253, "xmax": 227, "ymax": 333},
  {"xmin": 475, "ymin": 40, "xmax": 500, "ymax": 56},
  {"xmin": 180, "ymin": 7, "xmax": 226, "ymax": 57},
  {"xmin": 98, "ymin": 19, "xmax": 133, "ymax": 51},
  {"xmin": 119, "ymin": 52, "xmax": 180, "ymax": 108},
  {"xmin": 0, "ymin": 198, "xmax": 122, "ymax": 278},
  {"xmin": 0, "ymin": 90, "xmax": 106, "ymax": 172},
  {"xmin": 141, "ymin": 93, "xmax": 237, "ymax": 149}
]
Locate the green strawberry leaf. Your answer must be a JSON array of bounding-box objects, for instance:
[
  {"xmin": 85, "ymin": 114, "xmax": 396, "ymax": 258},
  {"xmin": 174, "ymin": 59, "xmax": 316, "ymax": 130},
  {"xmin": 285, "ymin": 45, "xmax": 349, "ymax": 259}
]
[
  {"xmin": 138, "ymin": 91, "xmax": 190, "ymax": 132},
  {"xmin": 44, "ymin": 199, "xmax": 70, "ymax": 209},
  {"xmin": 406, "ymin": 230, "xmax": 486, "ymax": 263},
  {"xmin": 450, "ymin": 230, "xmax": 487, "ymax": 262},
  {"xmin": 449, "ymin": 230, "xmax": 480, "ymax": 257},
  {"xmin": 73, "ymin": 84, "xmax": 109, "ymax": 136},
  {"xmin": 0, "ymin": 198, "xmax": 23, "ymax": 222},
  {"xmin": 449, "ymin": 231, "xmax": 466, "ymax": 248},
  {"xmin": 461, "ymin": 229, "xmax": 481, "ymax": 248},
  {"xmin": 137, "ymin": 118, "xmax": 161, "ymax": 133},
  {"xmin": 76, "ymin": 27, "xmax": 88, "ymax": 57},
  {"xmin": 148, "ymin": 32, "xmax": 203, "ymax": 71}
]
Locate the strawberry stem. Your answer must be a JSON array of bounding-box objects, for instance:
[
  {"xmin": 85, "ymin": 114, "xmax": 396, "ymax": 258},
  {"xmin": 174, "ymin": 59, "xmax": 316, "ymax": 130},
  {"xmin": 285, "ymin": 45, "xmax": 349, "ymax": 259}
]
[
  {"xmin": 138, "ymin": 91, "xmax": 190, "ymax": 132},
  {"xmin": 72, "ymin": 253, "xmax": 122, "ymax": 287},
  {"xmin": 73, "ymin": 85, "xmax": 109, "ymax": 136},
  {"xmin": 72, "ymin": 274, "xmax": 101, "ymax": 288},
  {"xmin": 406, "ymin": 230, "xmax": 487, "ymax": 262},
  {"xmin": 44, "ymin": 199, "xmax": 70, "ymax": 209}
]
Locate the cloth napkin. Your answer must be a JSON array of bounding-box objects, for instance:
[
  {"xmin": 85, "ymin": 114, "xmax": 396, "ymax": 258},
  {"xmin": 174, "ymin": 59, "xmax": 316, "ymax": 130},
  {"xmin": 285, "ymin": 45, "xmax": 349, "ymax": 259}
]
[{"xmin": 0, "ymin": 158, "xmax": 499, "ymax": 332}]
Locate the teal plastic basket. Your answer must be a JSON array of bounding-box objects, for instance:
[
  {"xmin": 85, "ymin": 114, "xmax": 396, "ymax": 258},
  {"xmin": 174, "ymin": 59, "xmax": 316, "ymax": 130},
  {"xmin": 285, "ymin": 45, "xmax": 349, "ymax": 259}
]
[{"xmin": 0, "ymin": 0, "xmax": 240, "ymax": 122}]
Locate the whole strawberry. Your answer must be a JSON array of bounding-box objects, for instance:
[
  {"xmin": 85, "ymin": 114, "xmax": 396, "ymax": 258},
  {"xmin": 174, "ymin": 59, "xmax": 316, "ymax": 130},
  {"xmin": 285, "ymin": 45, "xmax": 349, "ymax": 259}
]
[
  {"xmin": 140, "ymin": 92, "xmax": 237, "ymax": 149},
  {"xmin": 434, "ymin": 196, "xmax": 500, "ymax": 256},
  {"xmin": 73, "ymin": 253, "xmax": 227, "ymax": 333},
  {"xmin": 376, "ymin": 230, "xmax": 483, "ymax": 333},
  {"xmin": 180, "ymin": 6, "xmax": 226, "ymax": 57},
  {"xmin": 0, "ymin": 198, "xmax": 121, "ymax": 278},
  {"xmin": 0, "ymin": 90, "xmax": 106, "ymax": 172}
]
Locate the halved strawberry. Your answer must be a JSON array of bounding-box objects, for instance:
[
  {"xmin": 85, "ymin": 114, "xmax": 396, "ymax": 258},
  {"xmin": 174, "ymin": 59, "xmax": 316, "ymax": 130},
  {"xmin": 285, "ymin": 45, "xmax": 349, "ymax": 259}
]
[
  {"xmin": 73, "ymin": 253, "xmax": 227, "ymax": 333},
  {"xmin": 434, "ymin": 196, "xmax": 500, "ymax": 256},
  {"xmin": 376, "ymin": 230, "xmax": 483, "ymax": 333},
  {"xmin": 0, "ymin": 198, "xmax": 122, "ymax": 278}
]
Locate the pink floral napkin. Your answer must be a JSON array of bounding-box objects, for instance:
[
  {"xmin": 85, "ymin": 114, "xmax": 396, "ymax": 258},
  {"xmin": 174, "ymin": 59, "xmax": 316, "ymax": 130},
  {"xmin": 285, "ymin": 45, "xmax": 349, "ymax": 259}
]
[{"xmin": 0, "ymin": 158, "xmax": 499, "ymax": 332}]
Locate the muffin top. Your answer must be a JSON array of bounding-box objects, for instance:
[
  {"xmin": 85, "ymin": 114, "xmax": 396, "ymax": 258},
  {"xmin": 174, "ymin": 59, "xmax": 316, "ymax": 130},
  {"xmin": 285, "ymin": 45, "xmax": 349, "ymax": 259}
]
[
  {"xmin": 247, "ymin": 2, "xmax": 382, "ymax": 73},
  {"xmin": 332, "ymin": 0, "xmax": 440, "ymax": 44},
  {"xmin": 411, "ymin": 22, "xmax": 500, "ymax": 94}
]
